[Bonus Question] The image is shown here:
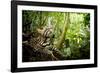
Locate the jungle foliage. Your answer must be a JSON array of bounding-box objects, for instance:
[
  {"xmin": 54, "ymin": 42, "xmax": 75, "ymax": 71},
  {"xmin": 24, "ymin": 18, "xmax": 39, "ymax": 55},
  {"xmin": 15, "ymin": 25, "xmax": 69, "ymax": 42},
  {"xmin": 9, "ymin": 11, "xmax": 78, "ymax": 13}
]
[{"xmin": 22, "ymin": 10, "xmax": 90, "ymax": 62}]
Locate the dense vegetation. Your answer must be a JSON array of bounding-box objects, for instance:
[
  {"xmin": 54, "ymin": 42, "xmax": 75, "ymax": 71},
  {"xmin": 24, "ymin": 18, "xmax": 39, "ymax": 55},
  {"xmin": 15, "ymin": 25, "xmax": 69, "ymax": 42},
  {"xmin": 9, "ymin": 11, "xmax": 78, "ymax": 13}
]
[{"xmin": 22, "ymin": 10, "xmax": 90, "ymax": 62}]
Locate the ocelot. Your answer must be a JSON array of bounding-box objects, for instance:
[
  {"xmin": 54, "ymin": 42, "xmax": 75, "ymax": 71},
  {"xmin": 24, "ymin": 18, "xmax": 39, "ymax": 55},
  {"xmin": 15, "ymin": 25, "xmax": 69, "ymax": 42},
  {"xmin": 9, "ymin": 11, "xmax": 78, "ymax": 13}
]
[
  {"xmin": 24, "ymin": 26, "xmax": 59, "ymax": 61},
  {"xmin": 29, "ymin": 26, "xmax": 53, "ymax": 51}
]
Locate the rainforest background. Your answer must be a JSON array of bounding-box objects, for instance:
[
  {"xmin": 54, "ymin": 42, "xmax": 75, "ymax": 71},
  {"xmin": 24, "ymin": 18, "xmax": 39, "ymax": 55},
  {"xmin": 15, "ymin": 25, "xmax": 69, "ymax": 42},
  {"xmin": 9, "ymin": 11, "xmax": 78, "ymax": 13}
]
[{"xmin": 22, "ymin": 10, "xmax": 90, "ymax": 62}]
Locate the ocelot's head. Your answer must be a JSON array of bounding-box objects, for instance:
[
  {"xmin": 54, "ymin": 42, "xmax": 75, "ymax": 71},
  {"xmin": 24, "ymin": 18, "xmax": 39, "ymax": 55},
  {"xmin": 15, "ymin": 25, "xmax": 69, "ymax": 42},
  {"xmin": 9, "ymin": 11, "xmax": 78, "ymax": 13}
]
[{"xmin": 37, "ymin": 26, "xmax": 53, "ymax": 38}]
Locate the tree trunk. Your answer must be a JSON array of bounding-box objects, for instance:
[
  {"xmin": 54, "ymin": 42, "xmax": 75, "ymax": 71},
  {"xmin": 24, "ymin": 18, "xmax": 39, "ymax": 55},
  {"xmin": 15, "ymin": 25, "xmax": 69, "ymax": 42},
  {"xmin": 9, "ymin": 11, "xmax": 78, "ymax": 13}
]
[{"xmin": 56, "ymin": 13, "xmax": 70, "ymax": 49}]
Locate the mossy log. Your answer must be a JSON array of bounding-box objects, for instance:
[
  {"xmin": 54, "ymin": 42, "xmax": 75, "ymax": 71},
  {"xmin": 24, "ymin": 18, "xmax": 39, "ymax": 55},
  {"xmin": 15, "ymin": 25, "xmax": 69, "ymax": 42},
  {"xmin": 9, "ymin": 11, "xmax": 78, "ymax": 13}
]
[{"xmin": 22, "ymin": 41, "xmax": 67, "ymax": 62}]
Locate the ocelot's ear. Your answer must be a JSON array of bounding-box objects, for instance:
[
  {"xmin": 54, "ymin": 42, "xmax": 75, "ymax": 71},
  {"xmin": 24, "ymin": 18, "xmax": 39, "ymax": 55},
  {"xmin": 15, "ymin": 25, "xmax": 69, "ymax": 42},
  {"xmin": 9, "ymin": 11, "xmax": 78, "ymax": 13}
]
[{"xmin": 36, "ymin": 28, "xmax": 44, "ymax": 35}]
